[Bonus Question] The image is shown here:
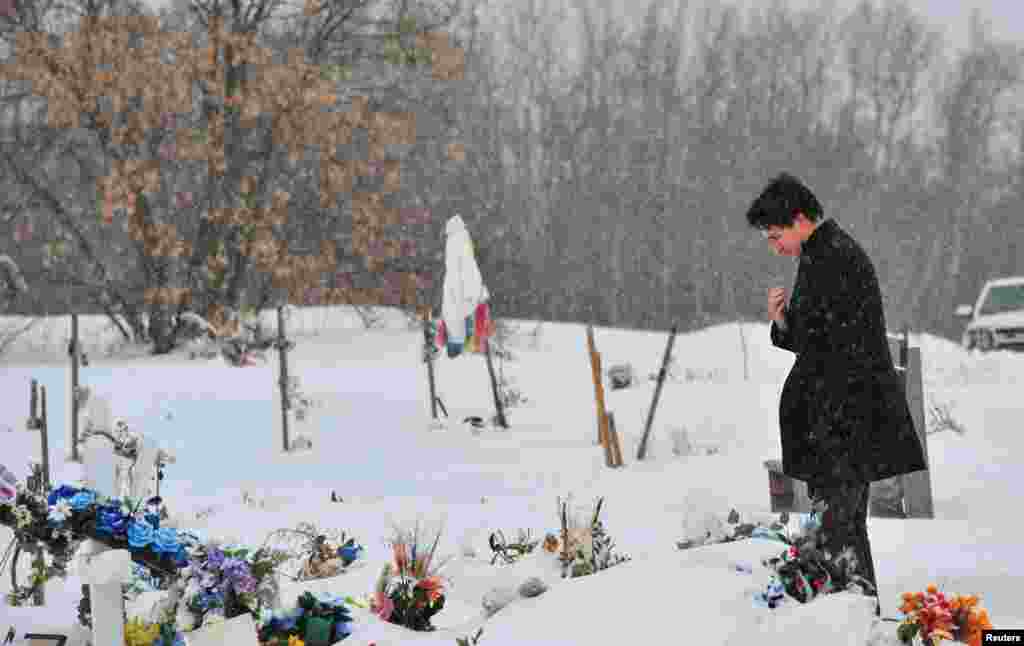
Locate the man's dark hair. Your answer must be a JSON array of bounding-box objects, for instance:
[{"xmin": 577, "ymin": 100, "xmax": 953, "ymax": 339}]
[{"xmin": 745, "ymin": 172, "xmax": 823, "ymax": 229}]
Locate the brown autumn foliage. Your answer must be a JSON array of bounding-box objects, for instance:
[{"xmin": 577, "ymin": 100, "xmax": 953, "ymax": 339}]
[{"xmin": 2, "ymin": 12, "xmax": 464, "ymax": 339}]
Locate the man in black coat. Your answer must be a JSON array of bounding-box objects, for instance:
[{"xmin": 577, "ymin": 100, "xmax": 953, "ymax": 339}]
[{"xmin": 746, "ymin": 173, "xmax": 927, "ymax": 612}]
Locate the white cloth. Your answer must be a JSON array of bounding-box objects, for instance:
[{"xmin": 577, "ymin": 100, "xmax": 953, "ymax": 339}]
[{"xmin": 442, "ymin": 215, "xmax": 489, "ymax": 344}]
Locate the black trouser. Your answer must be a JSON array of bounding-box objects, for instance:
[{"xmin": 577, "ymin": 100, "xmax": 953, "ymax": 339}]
[{"xmin": 808, "ymin": 479, "xmax": 880, "ymax": 615}]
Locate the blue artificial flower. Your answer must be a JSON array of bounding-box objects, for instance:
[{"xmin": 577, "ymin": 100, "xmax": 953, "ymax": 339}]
[
  {"xmin": 334, "ymin": 621, "xmax": 353, "ymax": 640},
  {"xmin": 69, "ymin": 490, "xmax": 96, "ymax": 511},
  {"xmin": 96, "ymin": 504, "xmax": 128, "ymax": 535},
  {"xmin": 48, "ymin": 485, "xmax": 80, "ymax": 506},
  {"xmin": 338, "ymin": 544, "xmax": 361, "ymax": 564},
  {"xmin": 154, "ymin": 527, "xmax": 179, "ymax": 554},
  {"xmin": 173, "ymin": 545, "xmax": 189, "ymax": 567},
  {"xmin": 145, "ymin": 512, "xmax": 160, "ymax": 530},
  {"xmin": 205, "ymin": 546, "xmax": 225, "ymax": 569},
  {"xmin": 127, "ymin": 519, "xmax": 155, "ymax": 549}
]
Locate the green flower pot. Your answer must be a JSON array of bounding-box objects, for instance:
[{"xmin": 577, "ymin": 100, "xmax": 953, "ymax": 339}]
[{"xmin": 303, "ymin": 616, "xmax": 334, "ymax": 646}]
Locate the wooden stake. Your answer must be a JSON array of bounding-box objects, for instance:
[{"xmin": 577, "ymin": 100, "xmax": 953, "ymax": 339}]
[
  {"xmin": 606, "ymin": 411, "xmax": 624, "ymax": 468},
  {"xmin": 276, "ymin": 306, "xmax": 291, "ymax": 452},
  {"xmin": 70, "ymin": 313, "xmax": 81, "ymax": 462},
  {"xmin": 585, "ymin": 326, "xmax": 609, "ymax": 450},
  {"xmin": 484, "ymin": 338, "xmax": 508, "ymax": 428},
  {"xmin": 637, "ymin": 324, "xmax": 677, "ymax": 461},
  {"xmin": 40, "ymin": 385, "xmax": 50, "ymax": 490},
  {"xmin": 423, "ymin": 308, "xmax": 439, "ymax": 420}
]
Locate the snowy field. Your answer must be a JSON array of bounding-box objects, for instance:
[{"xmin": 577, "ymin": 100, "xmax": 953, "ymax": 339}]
[{"xmin": 2, "ymin": 306, "xmax": 1023, "ymax": 644}]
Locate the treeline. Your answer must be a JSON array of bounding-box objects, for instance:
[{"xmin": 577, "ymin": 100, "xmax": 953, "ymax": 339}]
[{"xmin": 2, "ymin": 0, "xmax": 1023, "ymax": 349}]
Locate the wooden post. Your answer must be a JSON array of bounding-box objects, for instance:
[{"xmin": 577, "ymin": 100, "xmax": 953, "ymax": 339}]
[
  {"xmin": 901, "ymin": 346, "xmax": 934, "ymax": 518},
  {"xmin": 484, "ymin": 339, "xmax": 508, "ymax": 429},
  {"xmin": 40, "ymin": 385, "xmax": 50, "ymax": 491},
  {"xmin": 637, "ymin": 324, "xmax": 677, "ymax": 461},
  {"xmin": 606, "ymin": 412, "xmax": 624, "ymax": 468},
  {"xmin": 277, "ymin": 306, "xmax": 290, "ymax": 452},
  {"xmin": 30, "ymin": 378, "xmax": 38, "ymax": 426},
  {"xmin": 585, "ymin": 326, "xmax": 609, "ymax": 450},
  {"xmin": 70, "ymin": 313, "xmax": 81, "ymax": 462},
  {"xmin": 423, "ymin": 309, "xmax": 439, "ymax": 420}
]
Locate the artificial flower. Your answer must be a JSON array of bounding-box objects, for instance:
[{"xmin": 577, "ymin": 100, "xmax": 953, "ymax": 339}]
[
  {"xmin": 69, "ymin": 490, "xmax": 96, "ymax": 511},
  {"xmin": 47, "ymin": 485, "xmax": 80, "ymax": 506},
  {"xmin": 393, "ymin": 542, "xmax": 408, "ymax": 573},
  {"xmin": 153, "ymin": 527, "xmax": 180, "ymax": 554},
  {"xmin": 48, "ymin": 499, "xmax": 72, "ymax": 523},
  {"xmin": 372, "ymin": 590, "xmax": 394, "ymax": 620},
  {"xmin": 128, "ymin": 519, "xmax": 156, "ymax": 548},
  {"xmin": 206, "ymin": 546, "xmax": 225, "ymax": 569},
  {"xmin": 13, "ymin": 505, "xmax": 32, "ymax": 529},
  {"xmin": 416, "ymin": 576, "xmax": 444, "ymax": 603},
  {"xmin": 338, "ymin": 544, "xmax": 361, "ymax": 564},
  {"xmin": 96, "ymin": 503, "xmax": 128, "ymax": 535},
  {"xmin": 287, "ymin": 637, "xmax": 304, "ymax": 646},
  {"xmin": 334, "ymin": 620, "xmax": 353, "ymax": 640}
]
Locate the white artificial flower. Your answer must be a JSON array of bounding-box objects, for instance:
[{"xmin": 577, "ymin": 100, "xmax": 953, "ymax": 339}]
[
  {"xmin": 14, "ymin": 505, "xmax": 33, "ymax": 529},
  {"xmin": 48, "ymin": 499, "xmax": 72, "ymax": 523}
]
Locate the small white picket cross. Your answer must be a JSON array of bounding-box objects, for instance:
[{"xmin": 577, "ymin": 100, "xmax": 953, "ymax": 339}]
[
  {"xmin": 80, "ymin": 542, "xmax": 134, "ymax": 646},
  {"xmin": 184, "ymin": 612, "xmax": 261, "ymax": 646}
]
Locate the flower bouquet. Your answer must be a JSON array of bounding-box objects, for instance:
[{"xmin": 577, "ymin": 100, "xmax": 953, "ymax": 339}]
[
  {"xmin": 896, "ymin": 584, "xmax": 993, "ymax": 646},
  {"xmin": 756, "ymin": 512, "xmax": 876, "ymax": 607},
  {"xmin": 299, "ymin": 533, "xmax": 364, "ymax": 581},
  {"xmin": 125, "ymin": 617, "xmax": 186, "ymax": 646},
  {"xmin": 369, "ymin": 523, "xmax": 451, "ymax": 632},
  {"xmin": 176, "ymin": 542, "xmax": 288, "ymax": 631},
  {"xmin": 553, "ymin": 496, "xmax": 631, "ymax": 579},
  {"xmin": 258, "ymin": 592, "xmax": 354, "ymax": 646}
]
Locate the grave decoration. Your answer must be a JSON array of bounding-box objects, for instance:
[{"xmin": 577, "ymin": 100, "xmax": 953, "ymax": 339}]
[
  {"xmin": 676, "ymin": 508, "xmax": 791, "ymax": 551},
  {"xmin": 256, "ymin": 591, "xmax": 354, "ymax": 646},
  {"xmin": 552, "ymin": 496, "xmax": 631, "ymax": 579},
  {"xmin": 173, "ymin": 541, "xmax": 290, "ymax": 632},
  {"xmin": 369, "ymin": 524, "xmax": 451, "ymax": 632},
  {"xmin": 895, "ymin": 584, "xmax": 993, "ymax": 646},
  {"xmin": 753, "ymin": 511, "xmax": 877, "ymax": 608},
  {"xmin": 299, "ymin": 533, "xmax": 363, "ymax": 581},
  {"xmin": 0, "ymin": 484, "xmax": 188, "ymax": 606}
]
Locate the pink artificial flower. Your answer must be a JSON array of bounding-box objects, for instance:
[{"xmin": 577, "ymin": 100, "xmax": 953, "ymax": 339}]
[{"xmin": 372, "ymin": 591, "xmax": 394, "ymax": 621}]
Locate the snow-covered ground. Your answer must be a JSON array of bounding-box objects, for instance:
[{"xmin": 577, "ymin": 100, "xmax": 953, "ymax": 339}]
[{"xmin": 2, "ymin": 307, "xmax": 1023, "ymax": 644}]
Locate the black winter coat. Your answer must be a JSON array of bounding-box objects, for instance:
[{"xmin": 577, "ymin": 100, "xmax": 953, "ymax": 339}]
[{"xmin": 770, "ymin": 218, "xmax": 927, "ymax": 486}]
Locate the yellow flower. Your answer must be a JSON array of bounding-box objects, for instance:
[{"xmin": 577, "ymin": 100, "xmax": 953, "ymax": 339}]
[{"xmin": 288, "ymin": 637, "xmax": 305, "ymax": 646}]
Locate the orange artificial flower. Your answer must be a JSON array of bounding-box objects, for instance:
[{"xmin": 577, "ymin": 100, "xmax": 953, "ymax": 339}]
[
  {"xmin": 416, "ymin": 576, "xmax": 444, "ymax": 603},
  {"xmin": 926, "ymin": 584, "xmax": 938, "ymax": 595},
  {"xmin": 393, "ymin": 542, "xmax": 408, "ymax": 573}
]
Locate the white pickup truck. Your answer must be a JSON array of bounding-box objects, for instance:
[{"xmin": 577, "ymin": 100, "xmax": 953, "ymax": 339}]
[{"xmin": 955, "ymin": 276, "xmax": 1024, "ymax": 352}]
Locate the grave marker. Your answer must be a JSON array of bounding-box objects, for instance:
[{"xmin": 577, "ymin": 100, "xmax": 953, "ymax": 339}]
[{"xmin": 764, "ymin": 334, "xmax": 933, "ymax": 518}]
